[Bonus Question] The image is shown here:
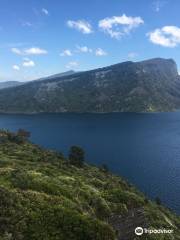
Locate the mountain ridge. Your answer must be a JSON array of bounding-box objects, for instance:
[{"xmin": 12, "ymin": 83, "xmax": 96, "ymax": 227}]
[
  {"xmin": 33, "ymin": 70, "xmax": 77, "ymax": 83},
  {"xmin": 0, "ymin": 58, "xmax": 180, "ymax": 113},
  {"xmin": 0, "ymin": 81, "xmax": 23, "ymax": 89}
]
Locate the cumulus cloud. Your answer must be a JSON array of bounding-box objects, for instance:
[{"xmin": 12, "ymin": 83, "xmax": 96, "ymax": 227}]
[
  {"xmin": 99, "ymin": 14, "xmax": 144, "ymax": 39},
  {"xmin": 76, "ymin": 46, "xmax": 92, "ymax": 53},
  {"xmin": 22, "ymin": 58, "xmax": 35, "ymax": 67},
  {"xmin": 66, "ymin": 61, "xmax": 79, "ymax": 69},
  {"xmin": 24, "ymin": 47, "xmax": 48, "ymax": 55},
  {"xmin": 60, "ymin": 49, "xmax": 73, "ymax": 57},
  {"xmin": 67, "ymin": 20, "xmax": 93, "ymax": 34},
  {"xmin": 42, "ymin": 8, "xmax": 49, "ymax": 15},
  {"xmin": 11, "ymin": 47, "xmax": 48, "ymax": 55},
  {"xmin": 12, "ymin": 65, "xmax": 20, "ymax": 71},
  {"xmin": 95, "ymin": 48, "xmax": 107, "ymax": 56},
  {"xmin": 147, "ymin": 26, "xmax": 180, "ymax": 47}
]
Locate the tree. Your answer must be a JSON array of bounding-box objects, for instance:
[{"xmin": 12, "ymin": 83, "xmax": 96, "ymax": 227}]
[
  {"xmin": 99, "ymin": 164, "xmax": 109, "ymax": 173},
  {"xmin": 17, "ymin": 129, "xmax": 31, "ymax": 139},
  {"xmin": 155, "ymin": 197, "xmax": 162, "ymax": 205},
  {"xmin": 14, "ymin": 129, "xmax": 31, "ymax": 144},
  {"xmin": 69, "ymin": 146, "xmax": 85, "ymax": 167}
]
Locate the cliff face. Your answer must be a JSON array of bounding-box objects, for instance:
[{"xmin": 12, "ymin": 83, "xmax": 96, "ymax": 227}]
[
  {"xmin": 0, "ymin": 130, "xmax": 179, "ymax": 240},
  {"xmin": 0, "ymin": 58, "xmax": 180, "ymax": 113}
]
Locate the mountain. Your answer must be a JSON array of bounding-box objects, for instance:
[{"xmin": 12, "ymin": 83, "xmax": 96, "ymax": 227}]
[
  {"xmin": 0, "ymin": 129, "xmax": 179, "ymax": 240},
  {"xmin": 0, "ymin": 71, "xmax": 75, "ymax": 91},
  {"xmin": 0, "ymin": 58, "xmax": 180, "ymax": 113},
  {"xmin": 36, "ymin": 70, "xmax": 76, "ymax": 81},
  {"xmin": 0, "ymin": 81, "xmax": 22, "ymax": 89}
]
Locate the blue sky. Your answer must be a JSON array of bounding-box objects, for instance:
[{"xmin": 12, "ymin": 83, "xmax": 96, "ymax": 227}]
[{"xmin": 0, "ymin": 0, "xmax": 180, "ymax": 82}]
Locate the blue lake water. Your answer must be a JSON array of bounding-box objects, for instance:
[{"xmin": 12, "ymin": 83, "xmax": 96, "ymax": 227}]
[{"xmin": 0, "ymin": 112, "xmax": 180, "ymax": 214}]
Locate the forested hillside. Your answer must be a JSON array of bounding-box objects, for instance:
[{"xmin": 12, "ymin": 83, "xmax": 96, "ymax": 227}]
[{"xmin": 0, "ymin": 58, "xmax": 180, "ymax": 113}]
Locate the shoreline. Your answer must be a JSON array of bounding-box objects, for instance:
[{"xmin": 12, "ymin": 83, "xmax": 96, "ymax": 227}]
[{"xmin": 0, "ymin": 110, "xmax": 179, "ymax": 115}]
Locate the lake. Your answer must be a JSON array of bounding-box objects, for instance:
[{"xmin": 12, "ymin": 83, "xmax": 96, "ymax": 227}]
[{"xmin": 0, "ymin": 112, "xmax": 180, "ymax": 214}]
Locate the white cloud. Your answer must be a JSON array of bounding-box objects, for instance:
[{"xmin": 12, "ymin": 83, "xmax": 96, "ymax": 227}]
[
  {"xmin": 24, "ymin": 47, "xmax": 48, "ymax": 55},
  {"xmin": 95, "ymin": 48, "xmax": 107, "ymax": 56},
  {"xmin": 22, "ymin": 58, "xmax": 35, "ymax": 67},
  {"xmin": 67, "ymin": 20, "xmax": 93, "ymax": 34},
  {"xmin": 12, "ymin": 65, "xmax": 20, "ymax": 71},
  {"xmin": 99, "ymin": 14, "xmax": 144, "ymax": 39},
  {"xmin": 42, "ymin": 8, "xmax": 49, "ymax": 15},
  {"xmin": 60, "ymin": 49, "xmax": 73, "ymax": 57},
  {"xmin": 11, "ymin": 48, "xmax": 22, "ymax": 55},
  {"xmin": 76, "ymin": 46, "xmax": 92, "ymax": 53},
  {"xmin": 11, "ymin": 47, "xmax": 48, "ymax": 55},
  {"xmin": 66, "ymin": 61, "xmax": 79, "ymax": 69},
  {"xmin": 22, "ymin": 21, "xmax": 33, "ymax": 27},
  {"xmin": 152, "ymin": 1, "xmax": 166, "ymax": 12},
  {"xmin": 128, "ymin": 52, "xmax": 138, "ymax": 59},
  {"xmin": 148, "ymin": 26, "xmax": 180, "ymax": 47}
]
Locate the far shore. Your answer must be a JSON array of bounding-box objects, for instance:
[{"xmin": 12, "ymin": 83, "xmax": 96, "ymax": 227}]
[{"xmin": 0, "ymin": 110, "xmax": 179, "ymax": 115}]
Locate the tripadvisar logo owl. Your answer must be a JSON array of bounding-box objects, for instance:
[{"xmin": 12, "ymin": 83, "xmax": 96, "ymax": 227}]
[{"xmin": 135, "ymin": 227, "xmax": 144, "ymax": 236}]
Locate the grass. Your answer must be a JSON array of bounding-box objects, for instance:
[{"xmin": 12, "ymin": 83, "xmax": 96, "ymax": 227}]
[{"xmin": 0, "ymin": 130, "xmax": 179, "ymax": 239}]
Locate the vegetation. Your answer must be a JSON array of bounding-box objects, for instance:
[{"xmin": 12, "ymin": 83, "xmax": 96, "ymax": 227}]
[
  {"xmin": 155, "ymin": 197, "xmax": 162, "ymax": 205},
  {"xmin": 69, "ymin": 146, "xmax": 85, "ymax": 167},
  {"xmin": 0, "ymin": 58, "xmax": 179, "ymax": 113},
  {"xmin": 0, "ymin": 129, "xmax": 179, "ymax": 239}
]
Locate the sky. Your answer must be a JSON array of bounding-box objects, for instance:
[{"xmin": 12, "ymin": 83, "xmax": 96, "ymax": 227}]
[{"xmin": 0, "ymin": 0, "xmax": 180, "ymax": 82}]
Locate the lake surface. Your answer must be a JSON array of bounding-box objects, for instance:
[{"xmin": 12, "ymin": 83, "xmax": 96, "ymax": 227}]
[{"xmin": 0, "ymin": 112, "xmax": 180, "ymax": 214}]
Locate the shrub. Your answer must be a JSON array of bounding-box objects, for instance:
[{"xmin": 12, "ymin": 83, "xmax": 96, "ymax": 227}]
[
  {"xmin": 69, "ymin": 146, "xmax": 85, "ymax": 167},
  {"xmin": 155, "ymin": 197, "xmax": 162, "ymax": 205},
  {"xmin": 99, "ymin": 164, "xmax": 109, "ymax": 173}
]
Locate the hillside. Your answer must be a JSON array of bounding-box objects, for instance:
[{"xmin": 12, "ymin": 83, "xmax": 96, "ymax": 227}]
[
  {"xmin": 0, "ymin": 81, "xmax": 22, "ymax": 89},
  {"xmin": 0, "ymin": 58, "xmax": 180, "ymax": 113},
  {"xmin": 0, "ymin": 130, "xmax": 179, "ymax": 240},
  {"xmin": 0, "ymin": 71, "xmax": 75, "ymax": 90},
  {"xmin": 35, "ymin": 70, "xmax": 76, "ymax": 82}
]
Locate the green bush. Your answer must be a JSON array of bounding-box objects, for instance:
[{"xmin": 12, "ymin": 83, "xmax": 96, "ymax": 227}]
[
  {"xmin": 69, "ymin": 146, "xmax": 85, "ymax": 167},
  {"xmin": 0, "ymin": 130, "xmax": 180, "ymax": 240},
  {"xmin": 104, "ymin": 189, "xmax": 145, "ymax": 208},
  {"xmin": 0, "ymin": 187, "xmax": 115, "ymax": 240}
]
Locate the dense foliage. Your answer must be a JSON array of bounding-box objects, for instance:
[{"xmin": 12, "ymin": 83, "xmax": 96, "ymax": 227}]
[
  {"xmin": 0, "ymin": 58, "xmax": 180, "ymax": 113},
  {"xmin": 0, "ymin": 130, "xmax": 179, "ymax": 239},
  {"xmin": 69, "ymin": 146, "xmax": 85, "ymax": 167}
]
